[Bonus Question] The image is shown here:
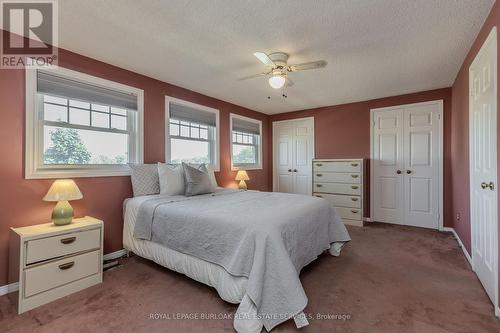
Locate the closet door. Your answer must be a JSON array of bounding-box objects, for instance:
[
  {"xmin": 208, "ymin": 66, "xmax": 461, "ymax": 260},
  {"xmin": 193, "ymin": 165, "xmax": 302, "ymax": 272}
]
[
  {"xmin": 372, "ymin": 109, "xmax": 405, "ymax": 224},
  {"xmin": 403, "ymin": 104, "xmax": 440, "ymax": 229},
  {"xmin": 274, "ymin": 121, "xmax": 294, "ymax": 193},
  {"xmin": 371, "ymin": 101, "xmax": 442, "ymax": 229},
  {"xmin": 273, "ymin": 118, "xmax": 314, "ymax": 194},
  {"xmin": 292, "ymin": 119, "xmax": 314, "ymax": 195}
]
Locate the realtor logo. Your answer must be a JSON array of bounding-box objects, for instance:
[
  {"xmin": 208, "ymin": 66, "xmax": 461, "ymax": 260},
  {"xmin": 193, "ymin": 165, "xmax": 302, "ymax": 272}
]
[{"xmin": 0, "ymin": 0, "xmax": 58, "ymax": 68}]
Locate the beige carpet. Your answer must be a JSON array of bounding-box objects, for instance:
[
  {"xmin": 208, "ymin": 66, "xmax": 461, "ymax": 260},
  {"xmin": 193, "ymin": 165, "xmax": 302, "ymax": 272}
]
[{"xmin": 1, "ymin": 223, "xmax": 500, "ymax": 333}]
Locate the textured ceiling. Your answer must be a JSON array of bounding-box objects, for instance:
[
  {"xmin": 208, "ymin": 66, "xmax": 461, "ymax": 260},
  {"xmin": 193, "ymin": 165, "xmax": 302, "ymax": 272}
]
[{"xmin": 57, "ymin": 0, "xmax": 495, "ymax": 114}]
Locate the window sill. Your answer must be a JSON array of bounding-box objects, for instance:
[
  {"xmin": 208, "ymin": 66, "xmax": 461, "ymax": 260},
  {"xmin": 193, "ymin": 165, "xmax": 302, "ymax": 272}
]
[
  {"xmin": 25, "ymin": 165, "xmax": 131, "ymax": 179},
  {"xmin": 231, "ymin": 165, "xmax": 263, "ymax": 171}
]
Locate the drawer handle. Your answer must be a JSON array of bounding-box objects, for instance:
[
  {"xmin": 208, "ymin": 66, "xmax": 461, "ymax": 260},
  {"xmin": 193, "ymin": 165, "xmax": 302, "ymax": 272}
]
[
  {"xmin": 351, "ymin": 210, "xmax": 359, "ymax": 214},
  {"xmin": 316, "ymin": 163, "xmax": 323, "ymax": 167},
  {"xmin": 351, "ymin": 185, "xmax": 359, "ymax": 189},
  {"xmin": 351, "ymin": 163, "xmax": 359, "ymax": 167},
  {"xmin": 315, "ymin": 195, "xmax": 323, "ymax": 198},
  {"xmin": 351, "ymin": 197, "xmax": 358, "ymax": 202},
  {"xmin": 316, "ymin": 174, "xmax": 322, "ymax": 177},
  {"xmin": 316, "ymin": 184, "xmax": 323, "ymax": 187},
  {"xmin": 351, "ymin": 174, "xmax": 359, "ymax": 178},
  {"xmin": 60, "ymin": 237, "xmax": 76, "ymax": 245},
  {"xmin": 58, "ymin": 261, "xmax": 75, "ymax": 270}
]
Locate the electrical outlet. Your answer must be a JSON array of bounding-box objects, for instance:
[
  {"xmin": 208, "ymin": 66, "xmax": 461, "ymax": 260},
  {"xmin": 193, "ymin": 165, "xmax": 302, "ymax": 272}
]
[{"xmin": 456, "ymin": 213, "xmax": 461, "ymax": 221}]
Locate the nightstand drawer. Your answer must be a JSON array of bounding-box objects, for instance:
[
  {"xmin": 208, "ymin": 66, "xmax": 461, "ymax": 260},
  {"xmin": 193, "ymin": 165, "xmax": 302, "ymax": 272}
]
[
  {"xmin": 24, "ymin": 250, "xmax": 100, "ymax": 298},
  {"xmin": 26, "ymin": 228, "xmax": 100, "ymax": 265}
]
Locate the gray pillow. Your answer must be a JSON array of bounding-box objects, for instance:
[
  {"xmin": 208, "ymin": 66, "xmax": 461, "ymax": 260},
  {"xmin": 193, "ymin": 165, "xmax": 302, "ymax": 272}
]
[
  {"xmin": 182, "ymin": 163, "xmax": 215, "ymax": 196},
  {"xmin": 129, "ymin": 164, "xmax": 160, "ymax": 197}
]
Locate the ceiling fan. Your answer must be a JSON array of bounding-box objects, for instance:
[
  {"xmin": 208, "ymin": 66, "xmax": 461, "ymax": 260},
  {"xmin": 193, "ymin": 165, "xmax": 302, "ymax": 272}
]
[{"xmin": 240, "ymin": 52, "xmax": 327, "ymax": 90}]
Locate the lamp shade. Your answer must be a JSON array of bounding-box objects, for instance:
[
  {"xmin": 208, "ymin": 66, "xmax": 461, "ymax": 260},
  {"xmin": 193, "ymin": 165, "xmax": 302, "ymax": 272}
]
[
  {"xmin": 235, "ymin": 170, "xmax": 250, "ymax": 181},
  {"xmin": 268, "ymin": 75, "xmax": 286, "ymax": 89},
  {"xmin": 43, "ymin": 179, "xmax": 83, "ymax": 202}
]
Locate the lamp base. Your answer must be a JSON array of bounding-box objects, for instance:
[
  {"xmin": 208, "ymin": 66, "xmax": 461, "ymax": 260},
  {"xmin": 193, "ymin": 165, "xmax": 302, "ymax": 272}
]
[
  {"xmin": 52, "ymin": 200, "xmax": 74, "ymax": 226},
  {"xmin": 238, "ymin": 180, "xmax": 248, "ymax": 191}
]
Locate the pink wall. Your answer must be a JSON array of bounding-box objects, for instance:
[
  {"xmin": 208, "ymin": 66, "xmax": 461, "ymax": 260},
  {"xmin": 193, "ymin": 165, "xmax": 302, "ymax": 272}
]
[
  {"xmin": 0, "ymin": 38, "xmax": 271, "ymax": 286},
  {"xmin": 450, "ymin": 0, "xmax": 500, "ymax": 304},
  {"xmin": 270, "ymin": 89, "xmax": 452, "ymax": 220}
]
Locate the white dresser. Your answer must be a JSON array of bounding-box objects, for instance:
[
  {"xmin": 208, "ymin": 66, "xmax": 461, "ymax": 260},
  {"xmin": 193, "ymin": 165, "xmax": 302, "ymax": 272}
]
[
  {"xmin": 9, "ymin": 216, "xmax": 103, "ymax": 314},
  {"xmin": 313, "ymin": 159, "xmax": 364, "ymax": 227}
]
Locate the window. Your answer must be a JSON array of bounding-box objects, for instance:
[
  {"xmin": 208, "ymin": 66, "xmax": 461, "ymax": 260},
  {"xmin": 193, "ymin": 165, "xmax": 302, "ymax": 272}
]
[
  {"xmin": 230, "ymin": 114, "xmax": 262, "ymax": 170},
  {"xmin": 165, "ymin": 97, "xmax": 219, "ymax": 170},
  {"xmin": 25, "ymin": 66, "xmax": 144, "ymax": 179}
]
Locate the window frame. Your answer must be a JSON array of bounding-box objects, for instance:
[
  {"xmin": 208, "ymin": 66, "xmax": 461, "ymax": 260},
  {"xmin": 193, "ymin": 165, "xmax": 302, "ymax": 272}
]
[
  {"xmin": 165, "ymin": 96, "xmax": 220, "ymax": 171},
  {"xmin": 25, "ymin": 65, "xmax": 144, "ymax": 179},
  {"xmin": 230, "ymin": 113, "xmax": 263, "ymax": 170}
]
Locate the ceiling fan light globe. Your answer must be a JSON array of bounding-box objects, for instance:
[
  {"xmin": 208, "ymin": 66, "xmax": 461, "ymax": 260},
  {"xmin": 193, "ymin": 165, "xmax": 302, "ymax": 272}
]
[{"xmin": 268, "ymin": 75, "xmax": 286, "ymax": 89}]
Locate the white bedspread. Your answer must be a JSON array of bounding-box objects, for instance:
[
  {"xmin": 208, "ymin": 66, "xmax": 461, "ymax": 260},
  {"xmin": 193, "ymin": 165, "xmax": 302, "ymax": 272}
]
[{"xmin": 132, "ymin": 189, "xmax": 350, "ymax": 331}]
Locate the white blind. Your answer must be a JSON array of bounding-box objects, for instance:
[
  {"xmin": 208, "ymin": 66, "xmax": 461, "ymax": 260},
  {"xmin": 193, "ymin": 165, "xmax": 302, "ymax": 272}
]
[
  {"xmin": 37, "ymin": 70, "xmax": 138, "ymax": 110},
  {"xmin": 233, "ymin": 117, "xmax": 260, "ymax": 135},
  {"xmin": 169, "ymin": 103, "xmax": 216, "ymax": 127}
]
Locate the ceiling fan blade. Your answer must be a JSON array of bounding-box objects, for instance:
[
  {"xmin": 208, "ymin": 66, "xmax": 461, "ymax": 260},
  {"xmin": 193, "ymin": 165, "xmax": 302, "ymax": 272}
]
[
  {"xmin": 238, "ymin": 72, "xmax": 269, "ymax": 81},
  {"xmin": 289, "ymin": 60, "xmax": 327, "ymax": 72},
  {"xmin": 286, "ymin": 77, "xmax": 295, "ymax": 87},
  {"xmin": 254, "ymin": 52, "xmax": 275, "ymax": 67}
]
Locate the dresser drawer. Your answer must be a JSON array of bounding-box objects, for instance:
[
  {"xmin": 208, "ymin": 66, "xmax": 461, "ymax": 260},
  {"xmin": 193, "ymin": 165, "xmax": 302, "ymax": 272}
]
[
  {"xmin": 336, "ymin": 207, "xmax": 362, "ymax": 221},
  {"xmin": 26, "ymin": 228, "xmax": 101, "ymax": 265},
  {"xmin": 24, "ymin": 250, "xmax": 100, "ymax": 298},
  {"xmin": 313, "ymin": 161, "xmax": 361, "ymax": 173},
  {"xmin": 313, "ymin": 182, "xmax": 362, "ymax": 195},
  {"xmin": 313, "ymin": 172, "xmax": 361, "ymax": 184},
  {"xmin": 314, "ymin": 193, "xmax": 361, "ymax": 208}
]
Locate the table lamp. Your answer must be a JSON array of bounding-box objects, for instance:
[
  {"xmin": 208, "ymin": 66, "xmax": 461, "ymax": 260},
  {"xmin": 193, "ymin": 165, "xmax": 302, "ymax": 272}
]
[
  {"xmin": 235, "ymin": 170, "xmax": 250, "ymax": 190},
  {"xmin": 43, "ymin": 179, "xmax": 83, "ymax": 225}
]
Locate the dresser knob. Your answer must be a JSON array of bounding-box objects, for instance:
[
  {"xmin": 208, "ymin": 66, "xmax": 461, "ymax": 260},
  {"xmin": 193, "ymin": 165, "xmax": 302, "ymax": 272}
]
[
  {"xmin": 351, "ymin": 174, "xmax": 359, "ymax": 178},
  {"xmin": 351, "ymin": 210, "xmax": 359, "ymax": 214},
  {"xmin": 315, "ymin": 195, "xmax": 323, "ymax": 198},
  {"xmin": 351, "ymin": 198, "xmax": 358, "ymax": 202},
  {"xmin": 316, "ymin": 184, "xmax": 323, "ymax": 187},
  {"xmin": 58, "ymin": 261, "xmax": 75, "ymax": 270},
  {"xmin": 351, "ymin": 163, "xmax": 358, "ymax": 167},
  {"xmin": 351, "ymin": 185, "xmax": 358, "ymax": 189},
  {"xmin": 316, "ymin": 163, "xmax": 323, "ymax": 167},
  {"xmin": 60, "ymin": 237, "xmax": 76, "ymax": 244},
  {"xmin": 316, "ymin": 174, "xmax": 322, "ymax": 177}
]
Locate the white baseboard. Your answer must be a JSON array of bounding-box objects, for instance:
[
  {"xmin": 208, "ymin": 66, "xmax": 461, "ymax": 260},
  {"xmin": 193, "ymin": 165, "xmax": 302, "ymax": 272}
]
[
  {"xmin": 363, "ymin": 217, "xmax": 373, "ymax": 222},
  {"xmin": 0, "ymin": 249, "xmax": 128, "ymax": 296},
  {"xmin": 103, "ymin": 249, "xmax": 128, "ymax": 261},
  {"xmin": 442, "ymin": 227, "xmax": 472, "ymax": 265},
  {"xmin": 0, "ymin": 282, "xmax": 18, "ymax": 296}
]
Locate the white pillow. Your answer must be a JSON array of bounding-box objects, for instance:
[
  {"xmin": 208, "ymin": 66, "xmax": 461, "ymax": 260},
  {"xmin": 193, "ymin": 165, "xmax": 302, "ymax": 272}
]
[
  {"xmin": 157, "ymin": 163, "xmax": 185, "ymax": 195},
  {"xmin": 185, "ymin": 163, "xmax": 219, "ymax": 189}
]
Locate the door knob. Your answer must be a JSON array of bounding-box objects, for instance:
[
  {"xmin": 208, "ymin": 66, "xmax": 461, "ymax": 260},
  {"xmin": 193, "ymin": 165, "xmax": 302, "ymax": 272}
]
[
  {"xmin": 293, "ymin": 169, "xmax": 298, "ymax": 172},
  {"xmin": 406, "ymin": 170, "xmax": 412, "ymax": 174},
  {"xmin": 481, "ymin": 182, "xmax": 488, "ymax": 189},
  {"xmin": 288, "ymin": 169, "xmax": 292, "ymax": 172},
  {"xmin": 396, "ymin": 170, "xmax": 402, "ymax": 174},
  {"xmin": 488, "ymin": 181, "xmax": 495, "ymax": 190}
]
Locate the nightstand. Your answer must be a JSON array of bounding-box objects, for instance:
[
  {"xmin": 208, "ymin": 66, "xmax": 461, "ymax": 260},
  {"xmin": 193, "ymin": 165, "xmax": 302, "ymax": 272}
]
[{"xmin": 9, "ymin": 216, "xmax": 103, "ymax": 314}]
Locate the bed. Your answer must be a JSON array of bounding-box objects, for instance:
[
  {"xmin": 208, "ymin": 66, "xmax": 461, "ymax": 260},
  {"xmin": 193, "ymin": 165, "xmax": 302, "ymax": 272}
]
[{"xmin": 123, "ymin": 188, "xmax": 350, "ymax": 332}]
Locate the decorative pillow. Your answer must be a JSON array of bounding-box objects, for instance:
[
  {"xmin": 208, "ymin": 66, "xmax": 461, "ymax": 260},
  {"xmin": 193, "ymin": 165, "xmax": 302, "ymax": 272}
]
[
  {"xmin": 157, "ymin": 163, "xmax": 185, "ymax": 196},
  {"xmin": 129, "ymin": 164, "xmax": 160, "ymax": 197},
  {"xmin": 190, "ymin": 163, "xmax": 219, "ymax": 189},
  {"xmin": 182, "ymin": 163, "xmax": 215, "ymax": 196}
]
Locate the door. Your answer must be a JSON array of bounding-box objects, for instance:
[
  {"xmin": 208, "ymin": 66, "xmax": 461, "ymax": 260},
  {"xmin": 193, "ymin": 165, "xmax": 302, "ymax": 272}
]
[
  {"xmin": 469, "ymin": 27, "xmax": 498, "ymax": 306},
  {"xmin": 273, "ymin": 118, "xmax": 314, "ymax": 194},
  {"xmin": 371, "ymin": 101, "xmax": 442, "ymax": 229},
  {"xmin": 403, "ymin": 104, "xmax": 440, "ymax": 229},
  {"xmin": 372, "ymin": 108, "xmax": 404, "ymax": 224}
]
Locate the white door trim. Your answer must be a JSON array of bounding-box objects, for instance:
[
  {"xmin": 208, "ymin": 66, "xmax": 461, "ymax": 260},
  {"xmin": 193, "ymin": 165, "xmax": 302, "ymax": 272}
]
[
  {"xmin": 468, "ymin": 26, "xmax": 498, "ymax": 315},
  {"xmin": 369, "ymin": 100, "xmax": 444, "ymax": 231},
  {"xmin": 272, "ymin": 117, "xmax": 315, "ymax": 192}
]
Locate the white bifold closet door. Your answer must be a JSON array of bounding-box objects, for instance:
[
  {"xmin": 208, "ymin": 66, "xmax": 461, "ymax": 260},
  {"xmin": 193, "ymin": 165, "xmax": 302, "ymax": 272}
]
[
  {"xmin": 273, "ymin": 118, "xmax": 314, "ymax": 195},
  {"xmin": 371, "ymin": 101, "xmax": 442, "ymax": 229}
]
